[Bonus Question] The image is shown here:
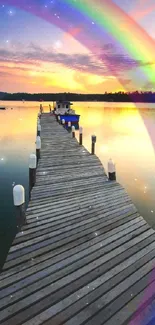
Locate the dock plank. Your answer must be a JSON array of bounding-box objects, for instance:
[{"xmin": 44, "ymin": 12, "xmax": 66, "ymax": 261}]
[{"xmin": 0, "ymin": 113, "xmax": 154, "ymax": 325}]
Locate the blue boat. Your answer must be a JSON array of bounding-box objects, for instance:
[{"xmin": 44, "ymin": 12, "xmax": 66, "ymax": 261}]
[
  {"xmin": 58, "ymin": 114, "xmax": 80, "ymax": 123},
  {"xmin": 54, "ymin": 101, "xmax": 80, "ymax": 127}
]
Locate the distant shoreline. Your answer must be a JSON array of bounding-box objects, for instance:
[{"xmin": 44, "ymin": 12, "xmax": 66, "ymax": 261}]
[
  {"xmin": 1, "ymin": 91, "xmax": 155, "ymax": 103},
  {"xmin": 1, "ymin": 100, "xmax": 155, "ymax": 103}
]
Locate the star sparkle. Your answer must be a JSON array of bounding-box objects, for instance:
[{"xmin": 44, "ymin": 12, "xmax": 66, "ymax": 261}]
[{"xmin": 7, "ymin": 9, "xmax": 15, "ymax": 16}]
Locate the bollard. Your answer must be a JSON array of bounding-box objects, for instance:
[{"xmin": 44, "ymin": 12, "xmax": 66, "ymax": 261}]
[
  {"xmin": 37, "ymin": 124, "xmax": 41, "ymax": 136},
  {"xmin": 108, "ymin": 159, "xmax": 116, "ymax": 181},
  {"xmin": 79, "ymin": 127, "xmax": 83, "ymax": 145},
  {"xmin": 91, "ymin": 135, "xmax": 97, "ymax": 155},
  {"xmin": 40, "ymin": 104, "xmax": 43, "ymax": 114},
  {"xmin": 68, "ymin": 121, "xmax": 71, "ymax": 132},
  {"xmin": 37, "ymin": 119, "xmax": 40, "ymax": 136},
  {"xmin": 36, "ymin": 136, "xmax": 41, "ymax": 164},
  {"xmin": 29, "ymin": 153, "xmax": 37, "ymax": 198},
  {"xmin": 62, "ymin": 119, "xmax": 65, "ymax": 128},
  {"xmin": 72, "ymin": 125, "xmax": 75, "ymax": 138},
  {"xmin": 13, "ymin": 185, "xmax": 26, "ymax": 230},
  {"xmin": 58, "ymin": 116, "xmax": 61, "ymax": 124}
]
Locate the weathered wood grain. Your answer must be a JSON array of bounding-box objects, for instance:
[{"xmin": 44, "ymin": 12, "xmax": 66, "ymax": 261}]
[{"xmin": 0, "ymin": 113, "xmax": 154, "ymax": 325}]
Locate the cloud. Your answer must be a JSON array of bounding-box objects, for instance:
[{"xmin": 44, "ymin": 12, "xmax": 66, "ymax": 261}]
[
  {"xmin": 0, "ymin": 45, "xmax": 109, "ymax": 76},
  {"xmin": 99, "ymin": 43, "xmax": 154, "ymax": 71},
  {"xmin": 0, "ymin": 43, "xmax": 153, "ymax": 82}
]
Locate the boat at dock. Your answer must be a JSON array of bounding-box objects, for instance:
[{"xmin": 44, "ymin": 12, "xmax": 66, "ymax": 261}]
[{"xmin": 53, "ymin": 101, "xmax": 80, "ymax": 127}]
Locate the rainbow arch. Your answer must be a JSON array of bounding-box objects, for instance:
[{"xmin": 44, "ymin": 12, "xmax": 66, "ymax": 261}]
[{"xmin": 1, "ymin": 0, "xmax": 155, "ymax": 89}]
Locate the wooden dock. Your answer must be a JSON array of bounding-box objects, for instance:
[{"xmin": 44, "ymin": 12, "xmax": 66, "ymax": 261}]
[{"xmin": 1, "ymin": 113, "xmax": 155, "ymax": 325}]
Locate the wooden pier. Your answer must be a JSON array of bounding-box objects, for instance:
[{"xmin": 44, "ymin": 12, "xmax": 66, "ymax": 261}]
[{"xmin": 1, "ymin": 113, "xmax": 155, "ymax": 325}]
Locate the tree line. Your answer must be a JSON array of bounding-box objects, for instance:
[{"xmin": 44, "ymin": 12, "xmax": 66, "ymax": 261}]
[{"xmin": 1, "ymin": 91, "xmax": 155, "ymax": 102}]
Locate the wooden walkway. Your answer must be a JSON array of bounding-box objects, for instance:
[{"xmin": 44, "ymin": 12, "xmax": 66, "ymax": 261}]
[{"xmin": 1, "ymin": 113, "xmax": 155, "ymax": 325}]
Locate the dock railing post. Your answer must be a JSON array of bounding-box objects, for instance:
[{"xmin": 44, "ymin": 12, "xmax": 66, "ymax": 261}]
[
  {"xmin": 91, "ymin": 135, "xmax": 96, "ymax": 155},
  {"xmin": 36, "ymin": 136, "xmax": 41, "ymax": 165},
  {"xmin": 68, "ymin": 121, "xmax": 71, "ymax": 132},
  {"xmin": 72, "ymin": 125, "xmax": 75, "ymax": 138},
  {"xmin": 37, "ymin": 118, "xmax": 40, "ymax": 131},
  {"xmin": 37, "ymin": 124, "xmax": 41, "ymax": 136},
  {"xmin": 108, "ymin": 159, "xmax": 116, "ymax": 181},
  {"xmin": 79, "ymin": 127, "xmax": 83, "ymax": 145},
  {"xmin": 38, "ymin": 112, "xmax": 41, "ymax": 120},
  {"xmin": 40, "ymin": 104, "xmax": 43, "ymax": 114},
  {"xmin": 13, "ymin": 185, "xmax": 26, "ymax": 230},
  {"xmin": 62, "ymin": 119, "xmax": 65, "ymax": 128},
  {"xmin": 29, "ymin": 153, "xmax": 37, "ymax": 199}
]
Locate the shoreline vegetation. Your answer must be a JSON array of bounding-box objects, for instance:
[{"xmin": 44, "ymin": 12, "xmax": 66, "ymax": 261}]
[{"xmin": 1, "ymin": 91, "xmax": 155, "ymax": 102}]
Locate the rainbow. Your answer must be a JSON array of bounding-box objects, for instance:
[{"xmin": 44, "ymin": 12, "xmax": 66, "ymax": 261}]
[
  {"xmin": 2, "ymin": 0, "xmax": 155, "ymax": 148},
  {"xmin": 2, "ymin": 0, "xmax": 155, "ymax": 89}
]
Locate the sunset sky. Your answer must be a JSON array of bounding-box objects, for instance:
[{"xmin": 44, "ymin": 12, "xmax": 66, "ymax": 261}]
[{"xmin": 1, "ymin": 0, "xmax": 155, "ymax": 93}]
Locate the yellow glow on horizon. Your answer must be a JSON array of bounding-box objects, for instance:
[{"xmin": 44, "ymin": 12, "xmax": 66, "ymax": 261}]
[
  {"xmin": 86, "ymin": 75, "xmax": 105, "ymax": 85},
  {"xmin": 0, "ymin": 54, "xmax": 126, "ymax": 93}
]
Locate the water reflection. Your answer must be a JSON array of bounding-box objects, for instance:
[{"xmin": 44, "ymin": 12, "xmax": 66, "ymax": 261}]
[
  {"xmin": 0, "ymin": 101, "xmax": 37, "ymax": 269},
  {"xmin": 76, "ymin": 102, "xmax": 155, "ymax": 228},
  {"xmin": 1, "ymin": 101, "xmax": 155, "ymax": 268}
]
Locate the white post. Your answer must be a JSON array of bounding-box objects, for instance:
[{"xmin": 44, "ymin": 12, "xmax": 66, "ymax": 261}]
[
  {"xmin": 37, "ymin": 123, "xmax": 41, "ymax": 136},
  {"xmin": 72, "ymin": 125, "xmax": 75, "ymax": 138},
  {"xmin": 108, "ymin": 159, "xmax": 116, "ymax": 181},
  {"xmin": 13, "ymin": 185, "xmax": 26, "ymax": 230},
  {"xmin": 36, "ymin": 136, "xmax": 41, "ymax": 164},
  {"xmin": 29, "ymin": 153, "xmax": 37, "ymax": 198},
  {"xmin": 62, "ymin": 119, "xmax": 65, "ymax": 128},
  {"xmin": 68, "ymin": 121, "xmax": 71, "ymax": 132}
]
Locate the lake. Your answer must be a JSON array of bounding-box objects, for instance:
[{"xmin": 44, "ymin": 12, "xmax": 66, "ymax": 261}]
[{"xmin": 1, "ymin": 100, "xmax": 155, "ymax": 268}]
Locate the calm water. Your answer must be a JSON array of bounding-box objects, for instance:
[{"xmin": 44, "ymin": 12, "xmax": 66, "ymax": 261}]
[{"xmin": 1, "ymin": 100, "xmax": 155, "ymax": 268}]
